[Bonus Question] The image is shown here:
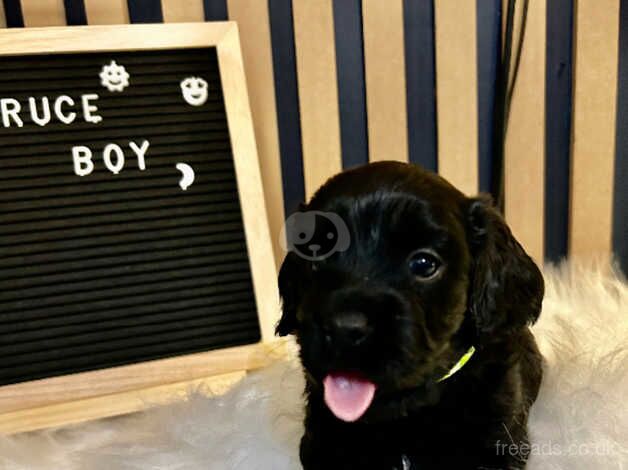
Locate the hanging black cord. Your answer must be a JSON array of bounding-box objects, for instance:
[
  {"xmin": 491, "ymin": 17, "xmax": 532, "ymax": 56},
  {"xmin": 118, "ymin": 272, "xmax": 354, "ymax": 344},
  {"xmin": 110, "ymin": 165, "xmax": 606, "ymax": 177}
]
[
  {"xmin": 491, "ymin": 0, "xmax": 530, "ymax": 213},
  {"xmin": 505, "ymin": 0, "xmax": 529, "ymax": 129},
  {"xmin": 491, "ymin": 0, "xmax": 516, "ymax": 212}
]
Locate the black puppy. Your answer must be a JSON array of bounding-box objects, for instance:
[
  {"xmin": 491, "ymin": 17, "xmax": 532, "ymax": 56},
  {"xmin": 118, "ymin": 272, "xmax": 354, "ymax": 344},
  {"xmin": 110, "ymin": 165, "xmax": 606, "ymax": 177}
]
[{"xmin": 277, "ymin": 162, "xmax": 544, "ymax": 470}]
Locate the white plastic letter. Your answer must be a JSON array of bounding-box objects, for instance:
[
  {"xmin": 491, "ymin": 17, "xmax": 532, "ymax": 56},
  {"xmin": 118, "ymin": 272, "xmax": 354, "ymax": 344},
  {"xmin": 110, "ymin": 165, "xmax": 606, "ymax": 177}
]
[
  {"xmin": 1, "ymin": 98, "xmax": 23, "ymax": 128},
  {"xmin": 29, "ymin": 97, "xmax": 52, "ymax": 126},
  {"xmin": 72, "ymin": 146, "xmax": 94, "ymax": 176},
  {"xmin": 129, "ymin": 140, "xmax": 149, "ymax": 170},
  {"xmin": 81, "ymin": 94, "xmax": 102, "ymax": 124},
  {"xmin": 103, "ymin": 144, "xmax": 125, "ymax": 174},
  {"xmin": 54, "ymin": 95, "xmax": 76, "ymax": 124}
]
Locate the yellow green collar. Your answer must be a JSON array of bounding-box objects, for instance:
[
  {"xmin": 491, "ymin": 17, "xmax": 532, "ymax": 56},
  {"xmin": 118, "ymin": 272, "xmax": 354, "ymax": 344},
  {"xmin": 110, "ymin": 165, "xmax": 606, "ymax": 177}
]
[{"xmin": 437, "ymin": 346, "xmax": 476, "ymax": 383}]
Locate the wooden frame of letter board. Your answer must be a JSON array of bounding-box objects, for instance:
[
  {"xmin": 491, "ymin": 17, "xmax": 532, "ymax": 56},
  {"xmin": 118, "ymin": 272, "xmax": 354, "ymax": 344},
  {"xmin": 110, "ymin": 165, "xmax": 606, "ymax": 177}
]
[{"xmin": 0, "ymin": 23, "xmax": 284, "ymax": 434}]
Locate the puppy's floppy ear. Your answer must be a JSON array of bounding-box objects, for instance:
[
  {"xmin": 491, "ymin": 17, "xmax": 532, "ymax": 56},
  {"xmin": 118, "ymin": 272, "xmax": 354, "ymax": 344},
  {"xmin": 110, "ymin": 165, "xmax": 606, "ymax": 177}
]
[
  {"xmin": 276, "ymin": 252, "xmax": 302, "ymax": 336},
  {"xmin": 466, "ymin": 196, "xmax": 544, "ymax": 338}
]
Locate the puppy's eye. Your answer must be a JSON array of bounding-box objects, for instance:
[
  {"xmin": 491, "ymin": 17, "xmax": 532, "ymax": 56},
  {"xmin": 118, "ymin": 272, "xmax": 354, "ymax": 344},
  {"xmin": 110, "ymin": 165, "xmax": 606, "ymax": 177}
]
[{"xmin": 408, "ymin": 252, "xmax": 441, "ymax": 279}]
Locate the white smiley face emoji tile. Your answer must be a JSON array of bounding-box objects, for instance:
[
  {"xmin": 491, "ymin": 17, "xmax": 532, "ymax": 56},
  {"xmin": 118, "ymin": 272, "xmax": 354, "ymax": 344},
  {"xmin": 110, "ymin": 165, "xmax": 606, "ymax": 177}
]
[
  {"xmin": 181, "ymin": 77, "xmax": 209, "ymax": 106},
  {"xmin": 100, "ymin": 61, "xmax": 130, "ymax": 92}
]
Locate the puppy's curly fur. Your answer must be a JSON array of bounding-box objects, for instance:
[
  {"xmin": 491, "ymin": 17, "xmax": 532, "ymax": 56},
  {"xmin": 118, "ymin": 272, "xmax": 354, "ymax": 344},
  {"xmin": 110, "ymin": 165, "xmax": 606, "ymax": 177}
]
[{"xmin": 277, "ymin": 162, "xmax": 544, "ymax": 469}]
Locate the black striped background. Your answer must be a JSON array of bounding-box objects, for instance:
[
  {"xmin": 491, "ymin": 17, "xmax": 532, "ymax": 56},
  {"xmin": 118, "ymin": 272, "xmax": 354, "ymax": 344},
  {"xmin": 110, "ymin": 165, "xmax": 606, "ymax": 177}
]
[{"xmin": 0, "ymin": 0, "xmax": 626, "ymax": 272}]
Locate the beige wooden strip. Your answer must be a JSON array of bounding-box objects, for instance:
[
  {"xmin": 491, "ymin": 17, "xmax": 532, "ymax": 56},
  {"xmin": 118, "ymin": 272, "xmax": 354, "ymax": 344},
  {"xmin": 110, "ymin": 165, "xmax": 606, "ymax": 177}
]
[
  {"xmin": 503, "ymin": 0, "xmax": 546, "ymax": 263},
  {"xmin": 0, "ymin": 0, "xmax": 6, "ymax": 28},
  {"xmin": 434, "ymin": 0, "xmax": 478, "ymax": 195},
  {"xmin": 216, "ymin": 25, "xmax": 281, "ymax": 342},
  {"xmin": 0, "ymin": 341, "xmax": 287, "ymax": 414},
  {"xmin": 362, "ymin": 0, "xmax": 408, "ymax": 162},
  {"xmin": 162, "ymin": 0, "xmax": 205, "ymax": 23},
  {"xmin": 21, "ymin": 0, "xmax": 66, "ymax": 26},
  {"xmin": 228, "ymin": 0, "xmax": 285, "ymax": 270},
  {"xmin": 0, "ymin": 371, "xmax": 247, "ymax": 434},
  {"xmin": 292, "ymin": 0, "xmax": 342, "ymax": 198},
  {"xmin": 570, "ymin": 0, "xmax": 619, "ymax": 261},
  {"xmin": 0, "ymin": 23, "xmax": 233, "ymax": 55},
  {"xmin": 84, "ymin": 0, "xmax": 129, "ymax": 24}
]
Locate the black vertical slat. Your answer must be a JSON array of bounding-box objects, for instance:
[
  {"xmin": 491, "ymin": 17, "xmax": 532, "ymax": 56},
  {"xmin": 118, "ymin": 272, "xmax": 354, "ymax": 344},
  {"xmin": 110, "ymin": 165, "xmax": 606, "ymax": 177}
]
[
  {"xmin": 128, "ymin": 0, "xmax": 163, "ymax": 23},
  {"xmin": 63, "ymin": 0, "xmax": 87, "ymax": 25},
  {"xmin": 203, "ymin": 0, "xmax": 228, "ymax": 21},
  {"xmin": 545, "ymin": 0, "xmax": 573, "ymax": 262},
  {"xmin": 403, "ymin": 0, "xmax": 437, "ymax": 172},
  {"xmin": 268, "ymin": 0, "xmax": 305, "ymax": 213},
  {"xmin": 332, "ymin": 0, "xmax": 368, "ymax": 169},
  {"xmin": 2, "ymin": 0, "xmax": 24, "ymax": 27},
  {"xmin": 614, "ymin": 0, "xmax": 628, "ymax": 275},
  {"xmin": 476, "ymin": 0, "xmax": 502, "ymax": 193}
]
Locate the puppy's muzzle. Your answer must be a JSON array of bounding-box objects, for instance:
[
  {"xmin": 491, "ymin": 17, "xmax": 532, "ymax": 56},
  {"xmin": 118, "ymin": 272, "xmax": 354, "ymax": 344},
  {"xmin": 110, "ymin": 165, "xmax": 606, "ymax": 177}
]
[{"xmin": 326, "ymin": 311, "xmax": 373, "ymax": 348}]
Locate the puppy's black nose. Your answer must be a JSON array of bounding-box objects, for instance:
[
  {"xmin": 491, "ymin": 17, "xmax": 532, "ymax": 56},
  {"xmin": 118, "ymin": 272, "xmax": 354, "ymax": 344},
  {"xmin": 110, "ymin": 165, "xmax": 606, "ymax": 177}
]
[{"xmin": 329, "ymin": 312, "xmax": 371, "ymax": 347}]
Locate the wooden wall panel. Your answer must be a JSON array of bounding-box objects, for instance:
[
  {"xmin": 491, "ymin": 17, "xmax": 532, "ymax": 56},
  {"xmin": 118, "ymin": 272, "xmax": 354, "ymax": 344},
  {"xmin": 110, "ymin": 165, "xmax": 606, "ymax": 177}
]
[
  {"xmin": 362, "ymin": 0, "xmax": 408, "ymax": 162},
  {"xmin": 333, "ymin": 0, "xmax": 369, "ymax": 168},
  {"xmin": 434, "ymin": 0, "xmax": 478, "ymax": 195},
  {"xmin": 21, "ymin": 0, "xmax": 66, "ymax": 26},
  {"xmin": 0, "ymin": 0, "xmax": 6, "ymax": 28},
  {"xmin": 267, "ymin": 0, "xmax": 305, "ymax": 217},
  {"xmin": 613, "ymin": 0, "xmax": 628, "ymax": 273},
  {"xmin": 570, "ymin": 0, "xmax": 620, "ymax": 261},
  {"xmin": 504, "ymin": 0, "xmax": 546, "ymax": 263},
  {"xmin": 228, "ymin": 0, "xmax": 285, "ymax": 269},
  {"xmin": 403, "ymin": 0, "xmax": 438, "ymax": 170},
  {"xmin": 544, "ymin": 0, "xmax": 574, "ymax": 262},
  {"xmin": 161, "ymin": 0, "xmax": 205, "ymax": 23},
  {"xmin": 84, "ymin": 0, "xmax": 129, "ymax": 24},
  {"xmin": 292, "ymin": 0, "xmax": 342, "ymax": 198}
]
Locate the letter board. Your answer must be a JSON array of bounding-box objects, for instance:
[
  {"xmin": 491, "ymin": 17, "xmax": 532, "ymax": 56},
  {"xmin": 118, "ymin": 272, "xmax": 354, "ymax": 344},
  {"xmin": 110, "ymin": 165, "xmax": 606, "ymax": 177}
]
[{"xmin": 0, "ymin": 24, "xmax": 277, "ymax": 389}]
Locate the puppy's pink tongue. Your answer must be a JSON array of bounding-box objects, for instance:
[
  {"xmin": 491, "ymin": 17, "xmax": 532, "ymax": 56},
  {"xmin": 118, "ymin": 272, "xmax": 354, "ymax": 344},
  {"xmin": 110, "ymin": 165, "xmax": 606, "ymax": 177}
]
[{"xmin": 323, "ymin": 373, "xmax": 376, "ymax": 422}]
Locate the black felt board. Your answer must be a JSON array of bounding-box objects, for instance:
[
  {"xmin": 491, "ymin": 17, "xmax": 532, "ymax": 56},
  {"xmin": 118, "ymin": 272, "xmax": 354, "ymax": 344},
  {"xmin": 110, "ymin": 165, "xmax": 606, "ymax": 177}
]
[{"xmin": 0, "ymin": 48, "xmax": 261, "ymax": 386}]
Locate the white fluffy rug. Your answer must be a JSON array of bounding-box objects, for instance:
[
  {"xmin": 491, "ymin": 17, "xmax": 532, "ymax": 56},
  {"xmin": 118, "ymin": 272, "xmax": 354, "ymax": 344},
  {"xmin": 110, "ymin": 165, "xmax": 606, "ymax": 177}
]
[{"xmin": 0, "ymin": 262, "xmax": 626, "ymax": 469}]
